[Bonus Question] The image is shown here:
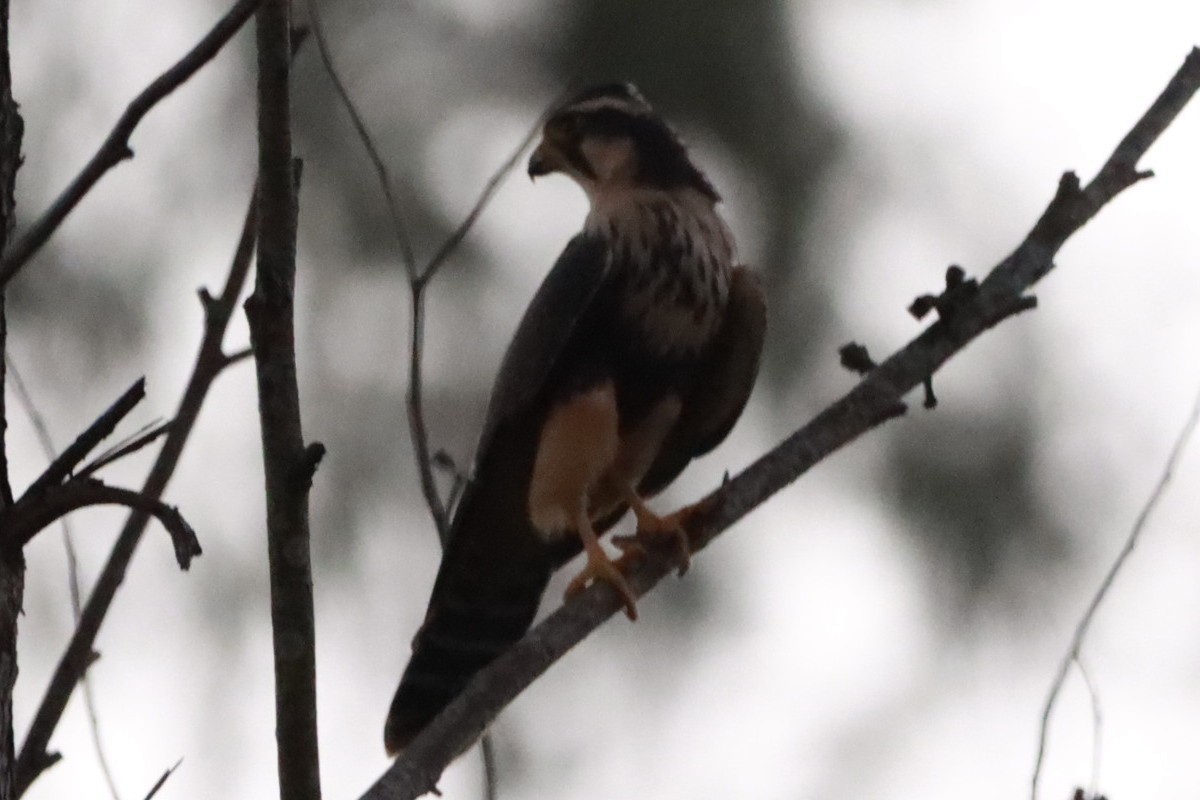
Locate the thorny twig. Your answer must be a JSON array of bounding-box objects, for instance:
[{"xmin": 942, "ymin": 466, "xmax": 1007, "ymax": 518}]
[
  {"xmin": 1031, "ymin": 379, "xmax": 1200, "ymax": 800},
  {"xmin": 359, "ymin": 47, "xmax": 1200, "ymax": 800},
  {"xmin": 0, "ymin": 0, "xmax": 263, "ymax": 288}
]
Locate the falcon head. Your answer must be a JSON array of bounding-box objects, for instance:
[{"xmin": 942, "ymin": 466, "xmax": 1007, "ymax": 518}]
[{"xmin": 528, "ymin": 83, "xmax": 719, "ymax": 202}]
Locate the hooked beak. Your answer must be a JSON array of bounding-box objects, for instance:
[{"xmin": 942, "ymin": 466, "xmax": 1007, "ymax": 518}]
[{"xmin": 527, "ymin": 141, "xmax": 556, "ymax": 179}]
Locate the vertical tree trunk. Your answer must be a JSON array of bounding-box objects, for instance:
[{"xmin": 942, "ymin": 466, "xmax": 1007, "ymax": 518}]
[
  {"xmin": 0, "ymin": 0, "xmax": 23, "ymax": 795},
  {"xmin": 248, "ymin": 2, "xmax": 322, "ymax": 799},
  {"xmin": 0, "ymin": 548, "xmax": 23, "ymax": 800}
]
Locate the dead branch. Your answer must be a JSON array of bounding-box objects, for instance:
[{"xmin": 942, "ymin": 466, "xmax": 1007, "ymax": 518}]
[
  {"xmin": 13, "ymin": 186, "xmax": 260, "ymax": 797},
  {"xmin": 19, "ymin": 378, "xmax": 145, "ymax": 502},
  {"xmin": 0, "ymin": 0, "xmax": 262, "ymax": 289},
  {"xmin": 245, "ymin": 0, "xmax": 322, "ymax": 797},
  {"xmin": 6, "ymin": 479, "xmax": 200, "ymax": 568},
  {"xmin": 6, "ymin": 356, "xmax": 123, "ymax": 798},
  {"xmin": 359, "ymin": 46, "xmax": 1200, "ymax": 800},
  {"xmin": 12, "ymin": 24, "xmax": 309, "ymax": 797}
]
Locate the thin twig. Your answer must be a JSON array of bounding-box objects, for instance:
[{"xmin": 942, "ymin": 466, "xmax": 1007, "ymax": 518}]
[
  {"xmin": 0, "ymin": 40, "xmax": 18, "ymax": 788},
  {"xmin": 302, "ymin": 12, "xmax": 548, "ymax": 785},
  {"xmin": 19, "ymin": 378, "xmax": 146, "ymax": 503},
  {"xmin": 14, "ymin": 29, "xmax": 307, "ymax": 795},
  {"xmin": 77, "ymin": 419, "xmax": 173, "ymax": 480},
  {"xmin": 415, "ymin": 114, "xmax": 545, "ymax": 289},
  {"xmin": 407, "ymin": 115, "xmax": 548, "ymax": 543},
  {"xmin": 360, "ymin": 47, "xmax": 1200, "ymax": 800},
  {"xmin": 247, "ymin": 0, "xmax": 323, "ymax": 796},
  {"xmin": 1072, "ymin": 657, "xmax": 1103, "ymax": 799},
  {"xmin": 1031, "ymin": 379, "xmax": 1200, "ymax": 800},
  {"xmin": 5, "ymin": 357, "xmax": 123, "ymax": 800},
  {"xmin": 0, "ymin": 0, "xmax": 262, "ymax": 288},
  {"xmin": 140, "ymin": 758, "xmax": 182, "ymax": 800},
  {"xmin": 404, "ymin": 287, "xmax": 448, "ymax": 541},
  {"xmin": 302, "ymin": 0, "xmax": 415, "ymax": 276},
  {"xmin": 304, "ymin": 0, "xmax": 544, "ymax": 546},
  {"xmin": 7, "ymin": 479, "xmax": 201, "ymax": 567},
  {"xmin": 13, "ymin": 186, "xmax": 260, "ymax": 797}
]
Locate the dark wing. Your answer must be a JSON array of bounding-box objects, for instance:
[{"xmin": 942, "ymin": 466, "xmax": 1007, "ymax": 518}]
[
  {"xmin": 639, "ymin": 266, "xmax": 767, "ymax": 496},
  {"xmin": 385, "ymin": 233, "xmax": 612, "ymax": 753},
  {"xmin": 475, "ymin": 233, "xmax": 610, "ymax": 455}
]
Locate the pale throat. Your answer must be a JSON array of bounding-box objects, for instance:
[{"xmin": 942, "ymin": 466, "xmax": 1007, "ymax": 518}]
[{"xmin": 584, "ymin": 186, "xmax": 736, "ymax": 354}]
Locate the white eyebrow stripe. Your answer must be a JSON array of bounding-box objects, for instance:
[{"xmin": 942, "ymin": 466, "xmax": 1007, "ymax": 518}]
[{"xmin": 568, "ymin": 97, "xmax": 652, "ymax": 116}]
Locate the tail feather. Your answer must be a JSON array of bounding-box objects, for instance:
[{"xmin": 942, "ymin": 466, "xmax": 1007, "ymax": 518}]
[
  {"xmin": 384, "ymin": 432, "xmax": 553, "ymax": 754},
  {"xmin": 384, "ymin": 559, "xmax": 549, "ymax": 753}
]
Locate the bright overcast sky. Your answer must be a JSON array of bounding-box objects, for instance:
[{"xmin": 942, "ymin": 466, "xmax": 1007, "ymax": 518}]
[{"xmin": 7, "ymin": 0, "xmax": 1200, "ymax": 799}]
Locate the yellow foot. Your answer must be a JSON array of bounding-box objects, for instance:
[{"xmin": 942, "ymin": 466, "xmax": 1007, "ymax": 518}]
[
  {"xmin": 614, "ymin": 494, "xmax": 719, "ymax": 576},
  {"xmin": 565, "ymin": 546, "xmax": 639, "ymax": 621}
]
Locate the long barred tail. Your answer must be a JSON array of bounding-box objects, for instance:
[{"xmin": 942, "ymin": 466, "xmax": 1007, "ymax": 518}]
[
  {"xmin": 384, "ymin": 452, "xmax": 555, "ymax": 754},
  {"xmin": 383, "ymin": 554, "xmax": 550, "ymax": 753}
]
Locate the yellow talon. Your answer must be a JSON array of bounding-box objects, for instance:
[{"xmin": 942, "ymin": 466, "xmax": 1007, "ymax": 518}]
[
  {"xmin": 614, "ymin": 488, "xmax": 710, "ymax": 576},
  {"xmin": 565, "ymin": 544, "xmax": 639, "ymax": 620},
  {"xmin": 566, "ymin": 504, "xmax": 639, "ymax": 620}
]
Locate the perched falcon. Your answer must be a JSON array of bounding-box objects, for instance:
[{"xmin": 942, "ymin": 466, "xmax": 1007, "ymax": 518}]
[{"xmin": 384, "ymin": 83, "xmax": 766, "ymax": 754}]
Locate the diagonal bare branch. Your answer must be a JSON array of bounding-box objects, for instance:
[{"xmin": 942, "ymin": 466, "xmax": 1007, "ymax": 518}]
[
  {"xmin": 0, "ymin": 0, "xmax": 262, "ymax": 288},
  {"xmin": 77, "ymin": 419, "xmax": 172, "ymax": 481},
  {"xmin": 5, "ymin": 355, "xmax": 125, "ymax": 800},
  {"xmin": 359, "ymin": 46, "xmax": 1200, "ymax": 800},
  {"xmin": 140, "ymin": 758, "xmax": 182, "ymax": 800},
  {"xmin": 414, "ymin": 115, "xmax": 545, "ymax": 289},
  {"xmin": 13, "ymin": 184, "xmax": 260, "ymax": 797},
  {"xmin": 19, "ymin": 378, "xmax": 145, "ymax": 503}
]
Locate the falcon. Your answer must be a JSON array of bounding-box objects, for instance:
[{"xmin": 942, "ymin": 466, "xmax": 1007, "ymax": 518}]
[{"xmin": 384, "ymin": 83, "xmax": 766, "ymax": 754}]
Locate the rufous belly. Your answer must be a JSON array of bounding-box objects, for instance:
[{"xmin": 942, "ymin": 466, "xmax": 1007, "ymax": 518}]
[{"xmin": 527, "ymin": 381, "xmax": 681, "ymax": 539}]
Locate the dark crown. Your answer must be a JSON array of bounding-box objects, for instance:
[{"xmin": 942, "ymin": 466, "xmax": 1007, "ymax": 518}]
[{"xmin": 557, "ymin": 83, "xmax": 719, "ymax": 202}]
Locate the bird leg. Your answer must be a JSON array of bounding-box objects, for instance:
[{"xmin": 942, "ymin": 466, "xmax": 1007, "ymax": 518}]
[
  {"xmin": 565, "ymin": 505, "xmax": 639, "ymax": 620},
  {"xmin": 611, "ymin": 487, "xmax": 707, "ymax": 576}
]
